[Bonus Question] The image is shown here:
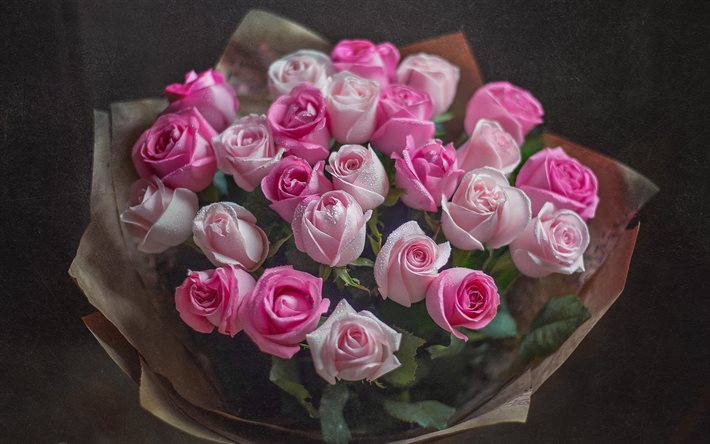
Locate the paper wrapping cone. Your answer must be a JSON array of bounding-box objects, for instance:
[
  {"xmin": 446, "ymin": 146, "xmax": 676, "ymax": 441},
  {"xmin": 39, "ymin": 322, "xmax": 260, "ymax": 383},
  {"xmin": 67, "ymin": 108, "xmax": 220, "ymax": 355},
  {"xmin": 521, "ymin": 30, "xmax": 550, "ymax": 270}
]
[{"xmin": 70, "ymin": 9, "xmax": 658, "ymax": 443}]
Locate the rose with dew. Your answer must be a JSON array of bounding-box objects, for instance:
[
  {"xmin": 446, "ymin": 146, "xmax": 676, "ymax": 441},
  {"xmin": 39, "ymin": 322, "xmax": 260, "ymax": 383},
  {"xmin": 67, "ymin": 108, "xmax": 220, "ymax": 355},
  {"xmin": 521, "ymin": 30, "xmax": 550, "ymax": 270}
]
[
  {"xmin": 396, "ymin": 53, "xmax": 460, "ymax": 116},
  {"xmin": 326, "ymin": 71, "xmax": 379, "ymax": 144},
  {"xmin": 457, "ymin": 119, "xmax": 521, "ymax": 175},
  {"xmin": 268, "ymin": 50, "xmax": 334, "ymax": 98},
  {"xmin": 326, "ymin": 144, "xmax": 389, "ymax": 211},
  {"xmin": 330, "ymin": 39, "xmax": 400, "ymax": 87}
]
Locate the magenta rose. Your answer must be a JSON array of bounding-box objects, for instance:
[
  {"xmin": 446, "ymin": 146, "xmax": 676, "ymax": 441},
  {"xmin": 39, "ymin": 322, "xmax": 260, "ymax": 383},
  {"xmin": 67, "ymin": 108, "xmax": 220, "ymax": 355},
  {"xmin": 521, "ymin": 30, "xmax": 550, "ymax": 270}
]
[
  {"xmin": 163, "ymin": 68, "xmax": 239, "ymax": 132},
  {"xmin": 306, "ymin": 299, "xmax": 401, "ymax": 384},
  {"xmin": 174, "ymin": 265, "xmax": 255, "ymax": 337},
  {"xmin": 268, "ymin": 50, "xmax": 334, "ymax": 98},
  {"xmin": 326, "ymin": 144, "xmax": 389, "ymax": 211},
  {"xmin": 374, "ymin": 221, "xmax": 451, "ymax": 307},
  {"xmin": 326, "ymin": 72, "xmax": 379, "ymax": 144},
  {"xmin": 457, "ymin": 119, "xmax": 521, "ymax": 175},
  {"xmin": 515, "ymin": 147, "xmax": 599, "ymax": 220},
  {"xmin": 464, "ymin": 81, "xmax": 544, "ymax": 144},
  {"xmin": 426, "ymin": 268, "xmax": 500, "ymax": 341},
  {"xmin": 240, "ymin": 266, "xmax": 330, "ymax": 359},
  {"xmin": 261, "ymin": 157, "xmax": 332, "ymax": 222},
  {"xmin": 330, "ymin": 39, "xmax": 400, "ymax": 86},
  {"xmin": 396, "ymin": 53, "xmax": 460, "ymax": 116}
]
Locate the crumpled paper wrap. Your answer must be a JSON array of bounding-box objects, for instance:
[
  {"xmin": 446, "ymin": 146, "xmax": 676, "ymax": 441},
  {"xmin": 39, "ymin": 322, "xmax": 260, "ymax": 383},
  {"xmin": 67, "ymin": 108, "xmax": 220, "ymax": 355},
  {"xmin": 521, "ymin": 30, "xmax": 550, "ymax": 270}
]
[{"xmin": 70, "ymin": 9, "xmax": 658, "ymax": 443}]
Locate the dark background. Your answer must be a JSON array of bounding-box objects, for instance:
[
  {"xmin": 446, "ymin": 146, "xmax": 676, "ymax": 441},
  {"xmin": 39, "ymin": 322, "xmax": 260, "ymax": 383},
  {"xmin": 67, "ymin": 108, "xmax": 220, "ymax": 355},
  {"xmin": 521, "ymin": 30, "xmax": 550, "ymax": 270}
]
[{"xmin": 2, "ymin": 1, "xmax": 709, "ymax": 442}]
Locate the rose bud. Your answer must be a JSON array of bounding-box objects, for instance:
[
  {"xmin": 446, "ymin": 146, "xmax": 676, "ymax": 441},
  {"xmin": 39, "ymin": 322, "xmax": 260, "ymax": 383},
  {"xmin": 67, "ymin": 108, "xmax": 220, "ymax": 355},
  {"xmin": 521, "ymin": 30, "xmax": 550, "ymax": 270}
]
[
  {"xmin": 457, "ymin": 119, "xmax": 521, "ymax": 175},
  {"xmin": 426, "ymin": 268, "xmax": 500, "ymax": 341},
  {"xmin": 326, "ymin": 72, "xmax": 379, "ymax": 144},
  {"xmin": 396, "ymin": 53, "xmax": 460, "ymax": 116},
  {"xmin": 163, "ymin": 68, "xmax": 239, "ymax": 132},
  {"xmin": 306, "ymin": 299, "xmax": 401, "ymax": 384},
  {"xmin": 213, "ymin": 114, "xmax": 285, "ymax": 191},
  {"xmin": 292, "ymin": 190, "xmax": 372, "ymax": 267},
  {"xmin": 261, "ymin": 157, "xmax": 332, "ymax": 222},
  {"xmin": 441, "ymin": 167, "xmax": 531, "ymax": 251},
  {"xmin": 174, "ymin": 265, "xmax": 255, "ymax": 337},
  {"xmin": 326, "ymin": 144, "xmax": 389, "ymax": 211},
  {"xmin": 131, "ymin": 108, "xmax": 217, "ymax": 192},
  {"xmin": 192, "ymin": 202, "xmax": 269, "ymax": 271},
  {"xmin": 330, "ymin": 39, "xmax": 400, "ymax": 87},
  {"xmin": 268, "ymin": 50, "xmax": 334, "ymax": 98},
  {"xmin": 393, "ymin": 137, "xmax": 464, "ymax": 212},
  {"xmin": 120, "ymin": 176, "xmax": 198, "ymax": 253},
  {"xmin": 374, "ymin": 221, "xmax": 451, "ymax": 307},
  {"xmin": 515, "ymin": 147, "xmax": 599, "ymax": 220},
  {"xmin": 240, "ymin": 266, "xmax": 330, "ymax": 359},
  {"xmin": 464, "ymin": 81, "xmax": 543, "ymax": 144},
  {"xmin": 509, "ymin": 202, "xmax": 591, "ymax": 278},
  {"xmin": 266, "ymin": 84, "xmax": 330, "ymax": 164}
]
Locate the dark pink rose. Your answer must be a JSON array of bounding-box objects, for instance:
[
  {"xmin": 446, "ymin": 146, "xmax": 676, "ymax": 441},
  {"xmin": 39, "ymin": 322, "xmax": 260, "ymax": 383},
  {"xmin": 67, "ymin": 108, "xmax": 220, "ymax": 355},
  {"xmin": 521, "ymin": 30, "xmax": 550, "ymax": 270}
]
[
  {"xmin": 396, "ymin": 53, "xmax": 460, "ymax": 116},
  {"xmin": 330, "ymin": 39, "xmax": 400, "ymax": 86}
]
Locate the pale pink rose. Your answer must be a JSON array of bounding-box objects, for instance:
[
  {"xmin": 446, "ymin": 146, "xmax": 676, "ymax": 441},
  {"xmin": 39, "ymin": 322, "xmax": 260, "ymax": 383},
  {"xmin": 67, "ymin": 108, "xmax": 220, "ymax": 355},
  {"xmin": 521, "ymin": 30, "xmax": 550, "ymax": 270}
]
[
  {"xmin": 292, "ymin": 190, "xmax": 372, "ymax": 267},
  {"xmin": 374, "ymin": 221, "xmax": 451, "ymax": 307},
  {"xmin": 174, "ymin": 265, "xmax": 255, "ymax": 337},
  {"xmin": 515, "ymin": 147, "xmax": 599, "ymax": 220},
  {"xmin": 240, "ymin": 266, "xmax": 329, "ymax": 359},
  {"xmin": 306, "ymin": 299, "xmax": 401, "ymax": 384},
  {"xmin": 326, "ymin": 144, "xmax": 389, "ymax": 210},
  {"xmin": 268, "ymin": 50, "xmax": 334, "ymax": 98},
  {"xmin": 464, "ymin": 81, "xmax": 543, "ymax": 144},
  {"xmin": 131, "ymin": 107, "xmax": 217, "ymax": 192},
  {"xmin": 441, "ymin": 167, "xmax": 531, "ymax": 251},
  {"xmin": 266, "ymin": 84, "xmax": 330, "ymax": 164},
  {"xmin": 261, "ymin": 157, "xmax": 332, "ymax": 222},
  {"xmin": 325, "ymin": 72, "xmax": 379, "ymax": 144},
  {"xmin": 370, "ymin": 83, "xmax": 435, "ymax": 156},
  {"xmin": 457, "ymin": 119, "xmax": 521, "ymax": 175},
  {"xmin": 192, "ymin": 202, "xmax": 268, "ymax": 271},
  {"xmin": 393, "ymin": 137, "xmax": 464, "ymax": 212},
  {"xmin": 330, "ymin": 39, "xmax": 400, "ymax": 86},
  {"xmin": 396, "ymin": 53, "xmax": 460, "ymax": 116},
  {"xmin": 426, "ymin": 268, "xmax": 500, "ymax": 341},
  {"xmin": 120, "ymin": 176, "xmax": 198, "ymax": 253},
  {"xmin": 163, "ymin": 68, "xmax": 239, "ymax": 132},
  {"xmin": 213, "ymin": 114, "xmax": 284, "ymax": 192},
  {"xmin": 509, "ymin": 202, "xmax": 591, "ymax": 278}
]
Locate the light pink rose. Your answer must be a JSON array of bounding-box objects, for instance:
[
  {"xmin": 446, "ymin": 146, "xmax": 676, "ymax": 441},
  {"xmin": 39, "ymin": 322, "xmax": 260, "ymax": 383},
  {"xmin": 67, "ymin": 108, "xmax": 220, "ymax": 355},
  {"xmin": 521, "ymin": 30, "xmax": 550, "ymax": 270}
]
[
  {"xmin": 374, "ymin": 221, "xmax": 450, "ymax": 307},
  {"xmin": 192, "ymin": 202, "xmax": 268, "ymax": 271},
  {"xmin": 396, "ymin": 53, "xmax": 460, "ymax": 116},
  {"xmin": 306, "ymin": 299, "xmax": 401, "ymax": 384},
  {"xmin": 441, "ymin": 167, "xmax": 531, "ymax": 250},
  {"xmin": 174, "ymin": 265, "xmax": 255, "ymax": 337},
  {"xmin": 268, "ymin": 50, "xmax": 334, "ymax": 98},
  {"xmin": 326, "ymin": 144, "xmax": 389, "ymax": 210},
  {"xmin": 292, "ymin": 190, "xmax": 372, "ymax": 267},
  {"xmin": 261, "ymin": 157, "xmax": 332, "ymax": 222},
  {"xmin": 131, "ymin": 108, "xmax": 217, "ymax": 192},
  {"xmin": 370, "ymin": 83, "xmax": 435, "ymax": 156},
  {"xmin": 240, "ymin": 266, "xmax": 330, "ymax": 359},
  {"xmin": 457, "ymin": 119, "xmax": 521, "ymax": 175},
  {"xmin": 393, "ymin": 137, "xmax": 464, "ymax": 212},
  {"xmin": 464, "ymin": 81, "xmax": 544, "ymax": 144},
  {"xmin": 509, "ymin": 202, "xmax": 591, "ymax": 278},
  {"xmin": 120, "ymin": 176, "xmax": 198, "ymax": 253},
  {"xmin": 163, "ymin": 68, "xmax": 239, "ymax": 132},
  {"xmin": 330, "ymin": 39, "xmax": 400, "ymax": 87},
  {"xmin": 515, "ymin": 147, "xmax": 599, "ymax": 220},
  {"xmin": 266, "ymin": 84, "xmax": 330, "ymax": 164},
  {"xmin": 326, "ymin": 72, "xmax": 379, "ymax": 144},
  {"xmin": 426, "ymin": 268, "xmax": 500, "ymax": 341},
  {"xmin": 213, "ymin": 114, "xmax": 285, "ymax": 191}
]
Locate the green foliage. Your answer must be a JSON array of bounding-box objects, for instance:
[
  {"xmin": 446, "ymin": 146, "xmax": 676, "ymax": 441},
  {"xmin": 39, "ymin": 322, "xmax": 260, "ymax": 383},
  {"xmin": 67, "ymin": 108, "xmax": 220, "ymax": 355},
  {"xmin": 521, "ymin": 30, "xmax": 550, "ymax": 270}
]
[
  {"xmin": 427, "ymin": 334, "xmax": 465, "ymax": 360},
  {"xmin": 349, "ymin": 257, "xmax": 375, "ymax": 267},
  {"xmin": 319, "ymin": 383, "xmax": 352, "ymax": 444},
  {"xmin": 284, "ymin": 240, "xmax": 320, "ymax": 275},
  {"xmin": 509, "ymin": 129, "xmax": 545, "ymax": 184},
  {"xmin": 383, "ymin": 330, "xmax": 426, "ymax": 387},
  {"xmin": 267, "ymin": 233, "xmax": 292, "ymax": 258},
  {"xmin": 377, "ymin": 300, "xmax": 443, "ymax": 343},
  {"xmin": 367, "ymin": 209, "xmax": 383, "ymax": 255},
  {"xmin": 269, "ymin": 357, "xmax": 318, "ymax": 418},
  {"xmin": 382, "ymin": 188, "xmax": 405, "ymax": 207},
  {"xmin": 478, "ymin": 308, "xmax": 517, "ymax": 339},
  {"xmin": 333, "ymin": 267, "xmax": 371, "ymax": 294},
  {"xmin": 382, "ymin": 399, "xmax": 455, "ymax": 430}
]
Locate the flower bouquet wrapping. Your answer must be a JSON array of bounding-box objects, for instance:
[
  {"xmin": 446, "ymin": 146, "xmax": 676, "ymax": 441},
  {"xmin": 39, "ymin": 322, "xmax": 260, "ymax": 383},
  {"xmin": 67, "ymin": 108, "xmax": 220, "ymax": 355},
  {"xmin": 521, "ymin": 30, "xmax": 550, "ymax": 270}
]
[{"xmin": 70, "ymin": 10, "xmax": 658, "ymax": 443}]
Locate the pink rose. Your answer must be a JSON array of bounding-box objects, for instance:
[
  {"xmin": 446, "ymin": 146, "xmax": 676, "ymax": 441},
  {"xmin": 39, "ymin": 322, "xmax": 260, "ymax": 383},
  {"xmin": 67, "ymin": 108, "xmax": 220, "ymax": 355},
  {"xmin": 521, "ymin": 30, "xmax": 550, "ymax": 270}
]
[
  {"xmin": 370, "ymin": 83, "xmax": 435, "ymax": 156},
  {"xmin": 120, "ymin": 176, "xmax": 198, "ymax": 253},
  {"xmin": 192, "ymin": 202, "xmax": 269, "ymax": 271},
  {"xmin": 396, "ymin": 53, "xmax": 460, "ymax": 116},
  {"xmin": 213, "ymin": 114, "xmax": 285, "ymax": 191},
  {"xmin": 292, "ymin": 190, "xmax": 372, "ymax": 267},
  {"xmin": 163, "ymin": 69, "xmax": 239, "ymax": 132},
  {"xmin": 464, "ymin": 81, "xmax": 544, "ymax": 144},
  {"xmin": 174, "ymin": 265, "xmax": 255, "ymax": 337},
  {"xmin": 306, "ymin": 299, "xmax": 401, "ymax": 384},
  {"xmin": 374, "ymin": 221, "xmax": 451, "ymax": 307},
  {"xmin": 326, "ymin": 72, "xmax": 379, "ymax": 144},
  {"xmin": 457, "ymin": 119, "xmax": 521, "ymax": 175},
  {"xmin": 426, "ymin": 268, "xmax": 500, "ymax": 341},
  {"xmin": 261, "ymin": 157, "xmax": 332, "ymax": 222},
  {"xmin": 268, "ymin": 50, "xmax": 334, "ymax": 98},
  {"xmin": 393, "ymin": 137, "xmax": 464, "ymax": 212},
  {"xmin": 330, "ymin": 39, "xmax": 400, "ymax": 87},
  {"xmin": 266, "ymin": 84, "xmax": 330, "ymax": 164},
  {"xmin": 441, "ymin": 167, "xmax": 531, "ymax": 251},
  {"xmin": 326, "ymin": 144, "xmax": 389, "ymax": 211},
  {"xmin": 515, "ymin": 147, "xmax": 599, "ymax": 220},
  {"xmin": 240, "ymin": 266, "xmax": 330, "ymax": 359}
]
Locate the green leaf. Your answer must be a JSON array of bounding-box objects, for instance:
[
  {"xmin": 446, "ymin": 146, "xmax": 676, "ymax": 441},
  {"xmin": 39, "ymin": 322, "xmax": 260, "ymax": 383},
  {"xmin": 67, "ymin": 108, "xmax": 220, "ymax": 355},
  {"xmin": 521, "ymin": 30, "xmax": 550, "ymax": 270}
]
[
  {"xmin": 212, "ymin": 170, "xmax": 229, "ymax": 197},
  {"xmin": 267, "ymin": 233, "xmax": 292, "ymax": 258},
  {"xmin": 333, "ymin": 267, "xmax": 370, "ymax": 294},
  {"xmin": 510, "ymin": 129, "xmax": 544, "ymax": 184},
  {"xmin": 285, "ymin": 241, "xmax": 320, "ymax": 275},
  {"xmin": 479, "ymin": 309, "xmax": 517, "ymax": 339},
  {"xmin": 383, "ymin": 330, "xmax": 426, "ymax": 387},
  {"xmin": 382, "ymin": 188, "xmax": 405, "ymax": 207},
  {"xmin": 197, "ymin": 184, "xmax": 220, "ymax": 204},
  {"xmin": 349, "ymin": 257, "xmax": 374, "ymax": 267},
  {"xmin": 269, "ymin": 357, "xmax": 318, "ymax": 418},
  {"xmin": 377, "ymin": 300, "xmax": 443, "ymax": 342},
  {"xmin": 487, "ymin": 248, "xmax": 521, "ymax": 294},
  {"xmin": 382, "ymin": 399, "xmax": 455, "ymax": 430},
  {"xmin": 367, "ymin": 210, "xmax": 383, "ymax": 254},
  {"xmin": 433, "ymin": 112, "xmax": 454, "ymax": 124},
  {"xmin": 319, "ymin": 264, "xmax": 333, "ymax": 281},
  {"xmin": 319, "ymin": 383, "xmax": 352, "ymax": 444},
  {"xmin": 427, "ymin": 334, "xmax": 465, "ymax": 360}
]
